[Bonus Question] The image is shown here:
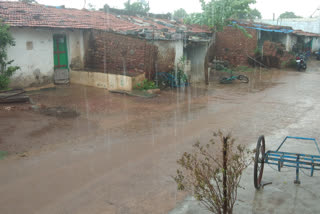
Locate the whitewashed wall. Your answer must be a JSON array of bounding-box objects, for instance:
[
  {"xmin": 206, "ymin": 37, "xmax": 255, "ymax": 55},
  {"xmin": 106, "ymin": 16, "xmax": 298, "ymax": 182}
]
[
  {"xmin": 312, "ymin": 37, "xmax": 320, "ymax": 51},
  {"xmin": 185, "ymin": 42, "xmax": 209, "ymax": 83},
  {"xmin": 153, "ymin": 40, "xmax": 184, "ymax": 69},
  {"xmin": 7, "ymin": 27, "xmax": 84, "ymax": 87}
]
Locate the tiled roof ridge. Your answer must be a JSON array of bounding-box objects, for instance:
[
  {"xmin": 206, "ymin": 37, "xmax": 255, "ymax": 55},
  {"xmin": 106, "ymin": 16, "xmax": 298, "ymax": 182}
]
[{"xmin": 0, "ymin": 1, "xmax": 211, "ymax": 37}]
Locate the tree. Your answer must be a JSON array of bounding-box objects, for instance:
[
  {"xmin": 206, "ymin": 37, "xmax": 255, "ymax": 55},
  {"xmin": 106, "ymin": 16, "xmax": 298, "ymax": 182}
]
[
  {"xmin": 194, "ymin": 0, "xmax": 256, "ymax": 30},
  {"xmin": 124, "ymin": 0, "xmax": 150, "ymax": 14},
  {"xmin": 18, "ymin": 0, "xmax": 37, "ymax": 3},
  {"xmin": 174, "ymin": 131, "xmax": 252, "ymax": 214},
  {"xmin": 87, "ymin": 3, "xmax": 96, "ymax": 11},
  {"xmin": 279, "ymin": 11, "xmax": 302, "ymax": 19},
  {"xmin": 250, "ymin": 8, "xmax": 262, "ymax": 19},
  {"xmin": 0, "ymin": 23, "xmax": 19, "ymax": 90},
  {"xmin": 173, "ymin": 8, "xmax": 188, "ymax": 20},
  {"xmin": 238, "ymin": 8, "xmax": 262, "ymax": 20}
]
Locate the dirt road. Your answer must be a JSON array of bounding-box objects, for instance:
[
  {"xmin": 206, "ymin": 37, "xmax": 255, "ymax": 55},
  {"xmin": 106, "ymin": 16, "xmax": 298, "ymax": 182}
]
[{"xmin": 1, "ymin": 61, "xmax": 320, "ymax": 214}]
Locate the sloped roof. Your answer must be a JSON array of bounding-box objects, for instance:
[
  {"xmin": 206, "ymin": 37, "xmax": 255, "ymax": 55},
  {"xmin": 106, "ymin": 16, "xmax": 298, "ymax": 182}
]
[
  {"xmin": 232, "ymin": 20, "xmax": 320, "ymax": 37},
  {"xmin": 293, "ymin": 30, "xmax": 320, "ymax": 37},
  {"xmin": 0, "ymin": 1, "xmax": 210, "ymax": 35},
  {"xmin": 117, "ymin": 15, "xmax": 210, "ymax": 34},
  {"xmin": 232, "ymin": 20, "xmax": 294, "ymax": 33},
  {"xmin": 0, "ymin": 1, "xmax": 140, "ymax": 31}
]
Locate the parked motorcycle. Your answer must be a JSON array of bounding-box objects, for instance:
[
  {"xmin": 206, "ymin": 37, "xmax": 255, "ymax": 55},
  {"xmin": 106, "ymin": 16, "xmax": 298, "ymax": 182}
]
[
  {"xmin": 316, "ymin": 49, "xmax": 320, "ymax": 60},
  {"xmin": 296, "ymin": 54, "xmax": 307, "ymax": 71}
]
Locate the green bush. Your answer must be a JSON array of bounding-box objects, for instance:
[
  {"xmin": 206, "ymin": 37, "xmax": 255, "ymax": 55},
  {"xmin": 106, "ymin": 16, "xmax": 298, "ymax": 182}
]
[
  {"xmin": 0, "ymin": 61, "xmax": 19, "ymax": 90},
  {"xmin": 236, "ymin": 65, "xmax": 253, "ymax": 72},
  {"xmin": 0, "ymin": 22, "xmax": 20, "ymax": 90},
  {"xmin": 254, "ymin": 47, "xmax": 261, "ymax": 56},
  {"xmin": 281, "ymin": 59, "xmax": 296, "ymax": 68},
  {"xmin": 134, "ymin": 79, "xmax": 158, "ymax": 90}
]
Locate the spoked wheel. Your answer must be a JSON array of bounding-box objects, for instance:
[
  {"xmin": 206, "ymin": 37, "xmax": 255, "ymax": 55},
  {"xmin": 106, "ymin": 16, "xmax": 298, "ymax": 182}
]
[
  {"xmin": 254, "ymin": 135, "xmax": 265, "ymax": 190},
  {"xmin": 237, "ymin": 75, "xmax": 249, "ymax": 83},
  {"xmin": 219, "ymin": 77, "xmax": 232, "ymax": 84}
]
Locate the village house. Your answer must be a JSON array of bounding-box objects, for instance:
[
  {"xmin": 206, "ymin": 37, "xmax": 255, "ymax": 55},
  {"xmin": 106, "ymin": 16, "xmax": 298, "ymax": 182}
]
[
  {"xmin": 0, "ymin": 1, "xmax": 211, "ymax": 90},
  {"xmin": 212, "ymin": 20, "xmax": 320, "ymax": 68}
]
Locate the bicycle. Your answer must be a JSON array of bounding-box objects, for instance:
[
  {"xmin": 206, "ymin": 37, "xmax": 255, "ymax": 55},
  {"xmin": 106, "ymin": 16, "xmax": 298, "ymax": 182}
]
[
  {"xmin": 219, "ymin": 74, "xmax": 249, "ymax": 84},
  {"xmin": 157, "ymin": 71, "xmax": 189, "ymax": 89}
]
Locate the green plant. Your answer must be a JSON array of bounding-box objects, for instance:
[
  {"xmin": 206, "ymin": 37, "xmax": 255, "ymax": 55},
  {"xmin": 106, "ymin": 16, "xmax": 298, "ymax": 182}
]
[
  {"xmin": 134, "ymin": 79, "xmax": 158, "ymax": 90},
  {"xmin": 173, "ymin": 8, "xmax": 188, "ymax": 20},
  {"xmin": 222, "ymin": 68, "xmax": 234, "ymax": 74},
  {"xmin": 124, "ymin": 0, "xmax": 150, "ymax": 14},
  {"xmin": 0, "ymin": 22, "xmax": 19, "ymax": 90},
  {"xmin": 0, "ymin": 151, "xmax": 8, "ymax": 160},
  {"xmin": 279, "ymin": 11, "xmax": 302, "ymax": 19},
  {"xmin": 185, "ymin": 0, "xmax": 256, "ymax": 31},
  {"xmin": 281, "ymin": 59, "xmax": 296, "ymax": 68},
  {"xmin": 236, "ymin": 65, "xmax": 253, "ymax": 72},
  {"xmin": 254, "ymin": 47, "xmax": 261, "ymax": 56},
  {"xmin": 174, "ymin": 131, "xmax": 252, "ymax": 214}
]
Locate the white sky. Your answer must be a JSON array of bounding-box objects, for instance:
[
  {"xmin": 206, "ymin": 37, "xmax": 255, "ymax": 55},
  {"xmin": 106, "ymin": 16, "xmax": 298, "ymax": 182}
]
[{"xmin": 29, "ymin": 0, "xmax": 320, "ymax": 19}]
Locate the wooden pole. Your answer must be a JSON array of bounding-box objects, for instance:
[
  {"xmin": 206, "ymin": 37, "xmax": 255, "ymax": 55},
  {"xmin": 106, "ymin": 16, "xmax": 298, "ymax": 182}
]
[{"xmin": 223, "ymin": 136, "xmax": 228, "ymax": 214}]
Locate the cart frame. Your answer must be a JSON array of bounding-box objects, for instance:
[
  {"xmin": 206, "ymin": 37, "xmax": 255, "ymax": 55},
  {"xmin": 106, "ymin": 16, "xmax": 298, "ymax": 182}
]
[{"xmin": 254, "ymin": 135, "xmax": 320, "ymax": 189}]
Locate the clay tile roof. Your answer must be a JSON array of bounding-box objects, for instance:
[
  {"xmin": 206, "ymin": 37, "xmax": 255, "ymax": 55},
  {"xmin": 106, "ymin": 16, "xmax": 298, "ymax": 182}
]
[
  {"xmin": 0, "ymin": 1, "xmax": 139, "ymax": 31},
  {"xmin": 121, "ymin": 15, "xmax": 210, "ymax": 33},
  {"xmin": 293, "ymin": 30, "xmax": 320, "ymax": 37},
  {"xmin": 0, "ymin": 1, "xmax": 211, "ymax": 34}
]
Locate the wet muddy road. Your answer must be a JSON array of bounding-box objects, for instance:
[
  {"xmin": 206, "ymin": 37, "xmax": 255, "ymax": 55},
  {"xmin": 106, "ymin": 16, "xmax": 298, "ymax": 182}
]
[{"xmin": 1, "ymin": 61, "xmax": 320, "ymax": 214}]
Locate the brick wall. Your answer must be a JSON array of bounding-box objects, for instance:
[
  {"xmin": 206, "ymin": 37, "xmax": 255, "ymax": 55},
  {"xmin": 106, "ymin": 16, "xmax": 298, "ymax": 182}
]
[
  {"xmin": 213, "ymin": 27, "xmax": 257, "ymax": 66},
  {"xmin": 84, "ymin": 30, "xmax": 158, "ymax": 78}
]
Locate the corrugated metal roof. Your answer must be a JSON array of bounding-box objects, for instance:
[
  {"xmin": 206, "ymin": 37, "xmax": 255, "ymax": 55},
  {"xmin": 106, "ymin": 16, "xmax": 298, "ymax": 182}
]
[{"xmin": 231, "ymin": 20, "xmax": 294, "ymax": 34}]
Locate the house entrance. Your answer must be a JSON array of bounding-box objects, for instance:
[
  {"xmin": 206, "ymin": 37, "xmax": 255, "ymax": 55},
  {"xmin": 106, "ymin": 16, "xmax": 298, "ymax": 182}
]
[{"xmin": 53, "ymin": 34, "xmax": 69, "ymax": 84}]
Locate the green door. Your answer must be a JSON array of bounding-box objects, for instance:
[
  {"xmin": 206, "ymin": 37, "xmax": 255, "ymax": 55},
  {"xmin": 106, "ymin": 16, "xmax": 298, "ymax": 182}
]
[{"xmin": 53, "ymin": 35, "xmax": 68, "ymax": 69}]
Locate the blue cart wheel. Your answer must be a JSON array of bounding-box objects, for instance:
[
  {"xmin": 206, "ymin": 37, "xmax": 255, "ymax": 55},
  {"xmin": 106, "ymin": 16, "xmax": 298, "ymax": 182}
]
[{"xmin": 254, "ymin": 135, "xmax": 265, "ymax": 190}]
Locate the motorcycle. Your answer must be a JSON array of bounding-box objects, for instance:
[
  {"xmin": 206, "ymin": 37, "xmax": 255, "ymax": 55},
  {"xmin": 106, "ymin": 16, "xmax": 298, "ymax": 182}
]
[
  {"xmin": 296, "ymin": 54, "xmax": 307, "ymax": 71},
  {"xmin": 316, "ymin": 49, "xmax": 320, "ymax": 60}
]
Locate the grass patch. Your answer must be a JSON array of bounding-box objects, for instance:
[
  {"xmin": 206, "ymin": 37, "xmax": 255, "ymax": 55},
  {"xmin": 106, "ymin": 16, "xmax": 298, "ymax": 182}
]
[
  {"xmin": 235, "ymin": 65, "xmax": 254, "ymax": 72},
  {"xmin": 0, "ymin": 151, "xmax": 8, "ymax": 160}
]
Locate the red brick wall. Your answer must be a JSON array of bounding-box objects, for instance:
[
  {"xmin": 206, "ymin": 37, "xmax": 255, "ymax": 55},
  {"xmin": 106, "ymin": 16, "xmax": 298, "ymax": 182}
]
[
  {"xmin": 84, "ymin": 30, "xmax": 157, "ymax": 78},
  {"xmin": 214, "ymin": 27, "xmax": 257, "ymax": 66}
]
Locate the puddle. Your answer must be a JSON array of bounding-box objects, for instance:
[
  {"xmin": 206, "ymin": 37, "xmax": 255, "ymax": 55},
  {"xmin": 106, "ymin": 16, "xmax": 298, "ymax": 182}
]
[{"xmin": 37, "ymin": 106, "xmax": 79, "ymax": 118}]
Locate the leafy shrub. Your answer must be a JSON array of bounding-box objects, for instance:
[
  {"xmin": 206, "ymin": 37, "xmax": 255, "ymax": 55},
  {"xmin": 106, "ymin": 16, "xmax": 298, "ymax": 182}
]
[
  {"xmin": 134, "ymin": 79, "xmax": 158, "ymax": 90},
  {"xmin": 174, "ymin": 131, "xmax": 252, "ymax": 214},
  {"xmin": 236, "ymin": 65, "xmax": 253, "ymax": 72},
  {"xmin": 254, "ymin": 47, "xmax": 261, "ymax": 56},
  {"xmin": 0, "ymin": 22, "xmax": 19, "ymax": 90}
]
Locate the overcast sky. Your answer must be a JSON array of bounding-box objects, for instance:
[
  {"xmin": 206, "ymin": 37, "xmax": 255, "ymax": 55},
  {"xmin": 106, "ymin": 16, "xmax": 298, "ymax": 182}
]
[{"xmin": 32, "ymin": 0, "xmax": 320, "ymax": 19}]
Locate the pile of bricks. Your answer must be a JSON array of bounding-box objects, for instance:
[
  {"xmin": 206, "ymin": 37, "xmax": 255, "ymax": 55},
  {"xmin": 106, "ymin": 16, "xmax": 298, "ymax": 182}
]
[
  {"xmin": 260, "ymin": 41, "xmax": 295, "ymax": 68},
  {"xmin": 84, "ymin": 30, "xmax": 158, "ymax": 78}
]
